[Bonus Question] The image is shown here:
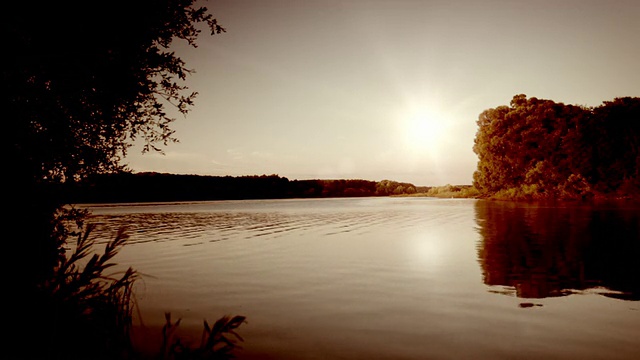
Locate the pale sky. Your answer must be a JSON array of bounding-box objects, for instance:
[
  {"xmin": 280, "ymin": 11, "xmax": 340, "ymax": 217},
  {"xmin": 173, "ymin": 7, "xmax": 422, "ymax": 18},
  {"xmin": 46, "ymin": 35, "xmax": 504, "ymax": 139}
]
[{"xmin": 124, "ymin": 0, "xmax": 640, "ymax": 186}]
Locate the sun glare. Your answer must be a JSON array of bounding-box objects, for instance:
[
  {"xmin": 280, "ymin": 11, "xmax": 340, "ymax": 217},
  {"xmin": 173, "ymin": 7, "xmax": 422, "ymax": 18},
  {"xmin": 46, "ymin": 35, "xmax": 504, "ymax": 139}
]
[
  {"xmin": 408, "ymin": 233, "xmax": 446, "ymax": 271},
  {"xmin": 401, "ymin": 107, "xmax": 449, "ymax": 158}
]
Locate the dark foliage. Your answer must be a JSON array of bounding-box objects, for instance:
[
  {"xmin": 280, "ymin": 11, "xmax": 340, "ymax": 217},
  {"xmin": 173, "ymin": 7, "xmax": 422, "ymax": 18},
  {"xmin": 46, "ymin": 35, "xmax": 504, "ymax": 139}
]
[
  {"xmin": 7, "ymin": 0, "xmax": 225, "ymax": 291},
  {"xmin": 473, "ymin": 94, "xmax": 640, "ymax": 199},
  {"xmin": 36, "ymin": 209, "xmax": 138, "ymax": 360},
  {"xmin": 4, "ymin": 1, "xmax": 238, "ymax": 358},
  {"xmin": 7, "ymin": 0, "xmax": 225, "ymax": 185}
]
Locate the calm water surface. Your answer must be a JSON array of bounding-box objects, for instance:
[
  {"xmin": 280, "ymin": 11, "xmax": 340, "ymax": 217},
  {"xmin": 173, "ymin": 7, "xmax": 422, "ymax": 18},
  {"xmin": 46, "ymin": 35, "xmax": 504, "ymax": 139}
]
[{"xmin": 81, "ymin": 197, "xmax": 640, "ymax": 359}]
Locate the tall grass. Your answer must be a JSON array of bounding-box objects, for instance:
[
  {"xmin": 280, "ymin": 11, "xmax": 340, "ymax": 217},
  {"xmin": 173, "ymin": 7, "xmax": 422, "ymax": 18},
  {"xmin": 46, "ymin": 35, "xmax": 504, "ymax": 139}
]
[
  {"xmin": 37, "ymin": 208, "xmax": 245, "ymax": 360},
  {"xmin": 38, "ymin": 208, "xmax": 138, "ymax": 359},
  {"xmin": 160, "ymin": 313, "xmax": 246, "ymax": 360}
]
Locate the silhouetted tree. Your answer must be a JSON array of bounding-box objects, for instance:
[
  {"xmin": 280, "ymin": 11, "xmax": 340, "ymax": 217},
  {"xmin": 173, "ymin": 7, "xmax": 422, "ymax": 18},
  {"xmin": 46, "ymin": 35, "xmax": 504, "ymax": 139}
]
[
  {"xmin": 8, "ymin": 0, "xmax": 224, "ymax": 185},
  {"xmin": 5, "ymin": 1, "xmax": 224, "ymax": 357}
]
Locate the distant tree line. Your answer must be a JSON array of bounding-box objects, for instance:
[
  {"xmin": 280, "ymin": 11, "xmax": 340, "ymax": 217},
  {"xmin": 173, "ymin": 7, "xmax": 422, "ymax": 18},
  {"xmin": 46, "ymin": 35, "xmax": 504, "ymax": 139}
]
[
  {"xmin": 65, "ymin": 173, "xmax": 420, "ymax": 203},
  {"xmin": 473, "ymin": 94, "xmax": 640, "ymax": 200}
]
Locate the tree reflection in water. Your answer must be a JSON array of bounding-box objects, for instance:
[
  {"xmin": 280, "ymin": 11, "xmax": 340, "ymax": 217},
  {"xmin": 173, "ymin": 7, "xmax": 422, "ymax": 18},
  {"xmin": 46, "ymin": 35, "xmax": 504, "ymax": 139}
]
[{"xmin": 475, "ymin": 200, "xmax": 640, "ymax": 300}]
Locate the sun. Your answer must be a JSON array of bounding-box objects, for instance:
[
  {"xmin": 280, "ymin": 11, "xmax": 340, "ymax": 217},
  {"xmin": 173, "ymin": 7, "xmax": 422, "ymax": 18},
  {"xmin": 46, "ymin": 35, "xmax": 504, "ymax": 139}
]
[{"xmin": 401, "ymin": 107, "xmax": 449, "ymax": 158}]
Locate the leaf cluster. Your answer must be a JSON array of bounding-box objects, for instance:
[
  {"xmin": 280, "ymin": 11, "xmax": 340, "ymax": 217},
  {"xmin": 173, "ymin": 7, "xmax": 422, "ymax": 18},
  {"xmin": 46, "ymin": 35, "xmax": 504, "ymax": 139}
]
[
  {"xmin": 7, "ymin": 0, "xmax": 225, "ymax": 184},
  {"xmin": 473, "ymin": 94, "xmax": 640, "ymax": 200}
]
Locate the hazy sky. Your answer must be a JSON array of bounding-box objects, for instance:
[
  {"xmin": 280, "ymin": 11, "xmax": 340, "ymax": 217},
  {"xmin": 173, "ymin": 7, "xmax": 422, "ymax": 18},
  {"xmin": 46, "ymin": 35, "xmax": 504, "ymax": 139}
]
[{"xmin": 124, "ymin": 0, "xmax": 640, "ymax": 186}]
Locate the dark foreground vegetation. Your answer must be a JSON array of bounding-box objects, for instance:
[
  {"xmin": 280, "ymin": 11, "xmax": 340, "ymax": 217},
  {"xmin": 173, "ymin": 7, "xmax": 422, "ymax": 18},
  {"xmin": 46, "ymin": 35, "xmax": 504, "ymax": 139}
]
[
  {"xmin": 7, "ymin": 1, "xmax": 249, "ymax": 359},
  {"xmin": 473, "ymin": 95, "xmax": 640, "ymax": 200},
  {"xmin": 40, "ymin": 210, "xmax": 247, "ymax": 359}
]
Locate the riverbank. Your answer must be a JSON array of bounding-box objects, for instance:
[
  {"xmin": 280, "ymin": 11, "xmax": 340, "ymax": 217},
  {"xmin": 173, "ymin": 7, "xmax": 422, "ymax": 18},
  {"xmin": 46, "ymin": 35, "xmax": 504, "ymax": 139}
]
[
  {"xmin": 478, "ymin": 189, "xmax": 640, "ymax": 202},
  {"xmin": 401, "ymin": 184, "xmax": 639, "ymax": 202},
  {"xmin": 397, "ymin": 184, "xmax": 481, "ymax": 199}
]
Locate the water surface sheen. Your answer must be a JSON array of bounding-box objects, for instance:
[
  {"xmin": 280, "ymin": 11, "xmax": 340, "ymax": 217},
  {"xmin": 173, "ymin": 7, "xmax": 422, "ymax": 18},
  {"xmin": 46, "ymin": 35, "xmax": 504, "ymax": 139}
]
[{"xmin": 83, "ymin": 197, "xmax": 640, "ymax": 359}]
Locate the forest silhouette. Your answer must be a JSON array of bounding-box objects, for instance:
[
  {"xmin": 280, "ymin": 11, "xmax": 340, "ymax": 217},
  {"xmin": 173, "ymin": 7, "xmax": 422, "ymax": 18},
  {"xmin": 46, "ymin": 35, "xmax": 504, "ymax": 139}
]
[{"xmin": 66, "ymin": 173, "xmax": 421, "ymax": 203}]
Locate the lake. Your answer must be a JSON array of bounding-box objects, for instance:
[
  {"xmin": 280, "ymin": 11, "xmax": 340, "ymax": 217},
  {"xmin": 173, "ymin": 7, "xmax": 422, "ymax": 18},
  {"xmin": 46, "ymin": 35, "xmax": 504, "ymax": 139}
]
[{"xmin": 80, "ymin": 197, "xmax": 640, "ymax": 359}]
